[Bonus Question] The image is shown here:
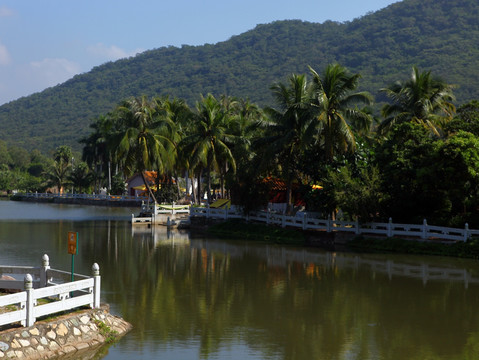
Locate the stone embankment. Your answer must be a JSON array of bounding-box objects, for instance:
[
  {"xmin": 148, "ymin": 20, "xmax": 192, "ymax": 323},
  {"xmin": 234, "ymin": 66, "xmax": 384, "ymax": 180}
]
[
  {"xmin": 17, "ymin": 195, "xmax": 142, "ymax": 208},
  {"xmin": 0, "ymin": 305, "xmax": 131, "ymax": 359}
]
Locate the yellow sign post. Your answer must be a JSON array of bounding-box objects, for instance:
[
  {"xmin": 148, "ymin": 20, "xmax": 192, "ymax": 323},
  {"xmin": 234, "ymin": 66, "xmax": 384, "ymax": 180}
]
[{"xmin": 68, "ymin": 232, "xmax": 78, "ymax": 283}]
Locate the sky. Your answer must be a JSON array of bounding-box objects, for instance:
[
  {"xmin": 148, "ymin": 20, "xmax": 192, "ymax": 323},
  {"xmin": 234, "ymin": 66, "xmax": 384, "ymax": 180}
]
[{"xmin": 0, "ymin": 0, "xmax": 399, "ymax": 106}]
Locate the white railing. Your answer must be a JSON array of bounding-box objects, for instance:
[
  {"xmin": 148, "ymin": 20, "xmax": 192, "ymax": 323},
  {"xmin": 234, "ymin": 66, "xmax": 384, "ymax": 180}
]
[
  {"xmin": 0, "ymin": 254, "xmax": 100, "ymax": 327},
  {"xmin": 190, "ymin": 206, "xmax": 472, "ymax": 242},
  {"xmin": 140, "ymin": 202, "xmax": 190, "ymax": 215},
  {"xmin": 21, "ymin": 192, "xmax": 148, "ymax": 202}
]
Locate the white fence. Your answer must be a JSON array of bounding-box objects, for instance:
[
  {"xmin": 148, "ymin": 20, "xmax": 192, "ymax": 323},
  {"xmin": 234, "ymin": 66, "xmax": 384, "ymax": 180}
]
[
  {"xmin": 140, "ymin": 202, "xmax": 190, "ymax": 215},
  {"xmin": 21, "ymin": 192, "xmax": 148, "ymax": 203},
  {"xmin": 190, "ymin": 206, "xmax": 475, "ymax": 242},
  {"xmin": 0, "ymin": 254, "xmax": 100, "ymax": 328}
]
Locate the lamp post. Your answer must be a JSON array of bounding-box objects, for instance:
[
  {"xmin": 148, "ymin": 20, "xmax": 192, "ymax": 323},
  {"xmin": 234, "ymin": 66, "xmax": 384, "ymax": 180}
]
[{"xmin": 71, "ymin": 157, "xmax": 75, "ymax": 194}]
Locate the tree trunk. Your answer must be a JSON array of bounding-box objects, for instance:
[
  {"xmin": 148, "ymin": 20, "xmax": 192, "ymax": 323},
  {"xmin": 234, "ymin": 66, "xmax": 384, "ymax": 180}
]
[
  {"xmin": 206, "ymin": 162, "xmax": 212, "ymax": 204},
  {"xmin": 197, "ymin": 169, "xmax": 203, "ymax": 204},
  {"xmin": 286, "ymin": 178, "xmax": 293, "ymax": 215},
  {"xmin": 141, "ymin": 171, "xmax": 158, "ymax": 204},
  {"xmin": 175, "ymin": 173, "xmax": 181, "ymax": 197}
]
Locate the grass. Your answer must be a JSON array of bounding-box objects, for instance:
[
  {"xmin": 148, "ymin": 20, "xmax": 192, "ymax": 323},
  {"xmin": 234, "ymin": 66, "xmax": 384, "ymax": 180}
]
[
  {"xmin": 207, "ymin": 219, "xmax": 306, "ymax": 245},
  {"xmin": 94, "ymin": 319, "xmax": 119, "ymax": 344}
]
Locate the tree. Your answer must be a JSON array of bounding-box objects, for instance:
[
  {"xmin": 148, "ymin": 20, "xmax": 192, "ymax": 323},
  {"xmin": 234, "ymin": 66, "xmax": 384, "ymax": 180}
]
[
  {"xmin": 309, "ymin": 63, "xmax": 373, "ymax": 163},
  {"xmin": 80, "ymin": 115, "xmax": 114, "ymax": 193},
  {"xmin": 443, "ymin": 100, "xmax": 479, "ymax": 136},
  {"xmin": 433, "ymin": 131, "xmax": 479, "ymax": 226},
  {"xmin": 154, "ymin": 96, "xmax": 191, "ymax": 200},
  {"xmin": 374, "ymin": 122, "xmax": 447, "ymax": 223},
  {"xmin": 263, "ymin": 74, "xmax": 315, "ymax": 212},
  {"xmin": 112, "ymin": 96, "xmax": 176, "ymax": 203},
  {"xmin": 45, "ymin": 145, "xmax": 72, "ymax": 193},
  {"xmin": 68, "ymin": 162, "xmax": 94, "ymax": 193},
  {"xmin": 180, "ymin": 94, "xmax": 236, "ymax": 204},
  {"xmin": 379, "ymin": 66, "xmax": 455, "ymax": 136}
]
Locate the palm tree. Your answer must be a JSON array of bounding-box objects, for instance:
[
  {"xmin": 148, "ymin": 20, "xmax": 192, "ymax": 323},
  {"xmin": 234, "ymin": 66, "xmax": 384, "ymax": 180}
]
[
  {"xmin": 263, "ymin": 74, "xmax": 316, "ymax": 211},
  {"xmin": 228, "ymin": 98, "xmax": 264, "ymax": 195},
  {"xmin": 68, "ymin": 162, "xmax": 94, "ymax": 193},
  {"xmin": 154, "ymin": 96, "xmax": 191, "ymax": 200},
  {"xmin": 309, "ymin": 64, "xmax": 373, "ymax": 162},
  {"xmin": 379, "ymin": 66, "xmax": 455, "ymax": 136},
  {"xmin": 80, "ymin": 114, "xmax": 114, "ymax": 193},
  {"xmin": 180, "ymin": 94, "xmax": 236, "ymax": 204},
  {"xmin": 46, "ymin": 145, "xmax": 73, "ymax": 194},
  {"xmin": 112, "ymin": 96, "xmax": 176, "ymax": 204}
]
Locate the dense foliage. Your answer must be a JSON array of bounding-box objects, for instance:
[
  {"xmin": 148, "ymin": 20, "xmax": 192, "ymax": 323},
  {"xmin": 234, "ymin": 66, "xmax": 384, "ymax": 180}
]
[{"xmin": 0, "ymin": 0, "xmax": 478, "ymax": 152}]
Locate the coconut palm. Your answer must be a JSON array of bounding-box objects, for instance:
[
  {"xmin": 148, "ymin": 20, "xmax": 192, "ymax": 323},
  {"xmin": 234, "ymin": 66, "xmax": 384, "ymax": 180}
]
[
  {"xmin": 80, "ymin": 114, "xmax": 114, "ymax": 193},
  {"xmin": 112, "ymin": 96, "xmax": 176, "ymax": 203},
  {"xmin": 154, "ymin": 96, "xmax": 192, "ymax": 199},
  {"xmin": 46, "ymin": 145, "xmax": 73, "ymax": 194},
  {"xmin": 379, "ymin": 66, "xmax": 455, "ymax": 136},
  {"xmin": 263, "ymin": 73, "xmax": 316, "ymax": 211},
  {"xmin": 180, "ymin": 94, "xmax": 236, "ymax": 204},
  {"xmin": 309, "ymin": 64, "xmax": 373, "ymax": 162}
]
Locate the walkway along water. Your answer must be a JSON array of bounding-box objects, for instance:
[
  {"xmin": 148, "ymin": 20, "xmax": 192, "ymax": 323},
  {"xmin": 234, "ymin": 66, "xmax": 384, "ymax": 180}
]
[{"xmin": 0, "ymin": 255, "xmax": 132, "ymax": 359}]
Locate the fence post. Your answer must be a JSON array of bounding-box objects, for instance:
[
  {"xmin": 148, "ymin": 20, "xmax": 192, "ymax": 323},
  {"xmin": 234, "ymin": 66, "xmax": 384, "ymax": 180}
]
[
  {"xmin": 422, "ymin": 219, "xmax": 428, "ymax": 239},
  {"xmin": 464, "ymin": 223, "xmax": 469, "ymax": 242},
  {"xmin": 387, "ymin": 218, "xmax": 393, "ymax": 238},
  {"xmin": 355, "ymin": 217, "xmax": 360, "ymax": 235},
  {"xmin": 40, "ymin": 254, "xmax": 50, "ymax": 288},
  {"xmin": 281, "ymin": 214, "xmax": 286, "ymax": 228},
  {"xmin": 327, "ymin": 215, "xmax": 332, "ymax": 233},
  {"xmin": 302, "ymin": 213, "xmax": 307, "ymax": 230},
  {"xmin": 24, "ymin": 274, "xmax": 35, "ymax": 327},
  {"xmin": 92, "ymin": 263, "xmax": 101, "ymax": 309}
]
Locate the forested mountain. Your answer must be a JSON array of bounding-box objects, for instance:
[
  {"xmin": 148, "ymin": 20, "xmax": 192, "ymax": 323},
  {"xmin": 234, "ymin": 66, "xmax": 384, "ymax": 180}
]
[{"xmin": 0, "ymin": 0, "xmax": 478, "ymax": 152}]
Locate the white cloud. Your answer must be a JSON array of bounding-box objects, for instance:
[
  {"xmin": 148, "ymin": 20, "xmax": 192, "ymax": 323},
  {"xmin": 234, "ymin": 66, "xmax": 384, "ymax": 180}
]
[
  {"xmin": 30, "ymin": 58, "xmax": 81, "ymax": 78},
  {"xmin": 0, "ymin": 58, "xmax": 81, "ymax": 105},
  {"xmin": 0, "ymin": 6, "xmax": 14, "ymax": 17},
  {"xmin": 0, "ymin": 42, "xmax": 11, "ymax": 65},
  {"xmin": 87, "ymin": 43, "xmax": 143, "ymax": 61}
]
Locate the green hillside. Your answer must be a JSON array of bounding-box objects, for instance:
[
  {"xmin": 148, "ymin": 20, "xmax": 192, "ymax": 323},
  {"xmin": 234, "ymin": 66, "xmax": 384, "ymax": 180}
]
[{"xmin": 0, "ymin": 0, "xmax": 478, "ymax": 153}]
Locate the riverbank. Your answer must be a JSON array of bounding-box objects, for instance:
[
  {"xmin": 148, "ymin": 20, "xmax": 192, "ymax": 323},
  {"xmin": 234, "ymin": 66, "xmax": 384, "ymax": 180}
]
[
  {"xmin": 11, "ymin": 194, "xmax": 142, "ymax": 208},
  {"xmin": 200, "ymin": 218, "xmax": 479, "ymax": 259},
  {"xmin": 0, "ymin": 304, "xmax": 131, "ymax": 359}
]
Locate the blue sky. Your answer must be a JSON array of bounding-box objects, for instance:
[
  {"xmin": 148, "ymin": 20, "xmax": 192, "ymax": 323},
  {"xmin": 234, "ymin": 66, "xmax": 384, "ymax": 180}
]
[{"xmin": 0, "ymin": 0, "xmax": 399, "ymax": 105}]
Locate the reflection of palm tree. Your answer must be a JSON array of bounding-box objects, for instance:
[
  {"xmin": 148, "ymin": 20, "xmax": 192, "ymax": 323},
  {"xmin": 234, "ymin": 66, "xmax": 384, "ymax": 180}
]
[
  {"xmin": 264, "ymin": 74, "xmax": 315, "ymax": 211},
  {"xmin": 309, "ymin": 64, "xmax": 373, "ymax": 162},
  {"xmin": 113, "ymin": 96, "xmax": 176, "ymax": 203},
  {"xmin": 379, "ymin": 66, "xmax": 455, "ymax": 136}
]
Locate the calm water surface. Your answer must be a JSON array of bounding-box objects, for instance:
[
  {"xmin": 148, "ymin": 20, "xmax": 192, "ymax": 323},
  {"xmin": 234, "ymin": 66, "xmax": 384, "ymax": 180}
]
[{"xmin": 1, "ymin": 201, "xmax": 479, "ymax": 359}]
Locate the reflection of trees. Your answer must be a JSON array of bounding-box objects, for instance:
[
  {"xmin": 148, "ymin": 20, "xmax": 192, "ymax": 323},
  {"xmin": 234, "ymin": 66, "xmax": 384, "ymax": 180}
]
[{"xmin": 75, "ymin": 221, "xmax": 479, "ymax": 359}]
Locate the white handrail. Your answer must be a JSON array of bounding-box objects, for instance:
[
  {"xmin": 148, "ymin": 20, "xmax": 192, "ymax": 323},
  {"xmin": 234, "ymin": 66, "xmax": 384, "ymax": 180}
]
[
  {"xmin": 0, "ymin": 255, "xmax": 100, "ymax": 327},
  {"xmin": 189, "ymin": 206, "xmax": 472, "ymax": 242}
]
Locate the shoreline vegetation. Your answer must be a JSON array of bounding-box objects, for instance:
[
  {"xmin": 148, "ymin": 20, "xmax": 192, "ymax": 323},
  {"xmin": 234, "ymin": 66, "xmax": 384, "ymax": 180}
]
[{"xmin": 204, "ymin": 219, "xmax": 479, "ymax": 260}]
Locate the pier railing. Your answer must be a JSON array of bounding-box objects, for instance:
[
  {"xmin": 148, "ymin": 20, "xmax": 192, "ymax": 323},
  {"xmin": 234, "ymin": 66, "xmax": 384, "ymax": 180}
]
[
  {"xmin": 0, "ymin": 255, "xmax": 100, "ymax": 327},
  {"xmin": 190, "ymin": 206, "xmax": 475, "ymax": 242}
]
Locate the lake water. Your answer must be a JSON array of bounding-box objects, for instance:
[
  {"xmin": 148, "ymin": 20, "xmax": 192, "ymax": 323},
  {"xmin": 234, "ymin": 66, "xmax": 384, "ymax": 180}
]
[{"xmin": 1, "ymin": 200, "xmax": 479, "ymax": 359}]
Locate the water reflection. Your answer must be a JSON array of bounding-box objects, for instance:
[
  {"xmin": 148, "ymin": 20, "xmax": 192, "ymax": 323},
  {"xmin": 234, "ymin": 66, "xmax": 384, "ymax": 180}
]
[{"xmin": 1, "ymin": 203, "xmax": 479, "ymax": 359}]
